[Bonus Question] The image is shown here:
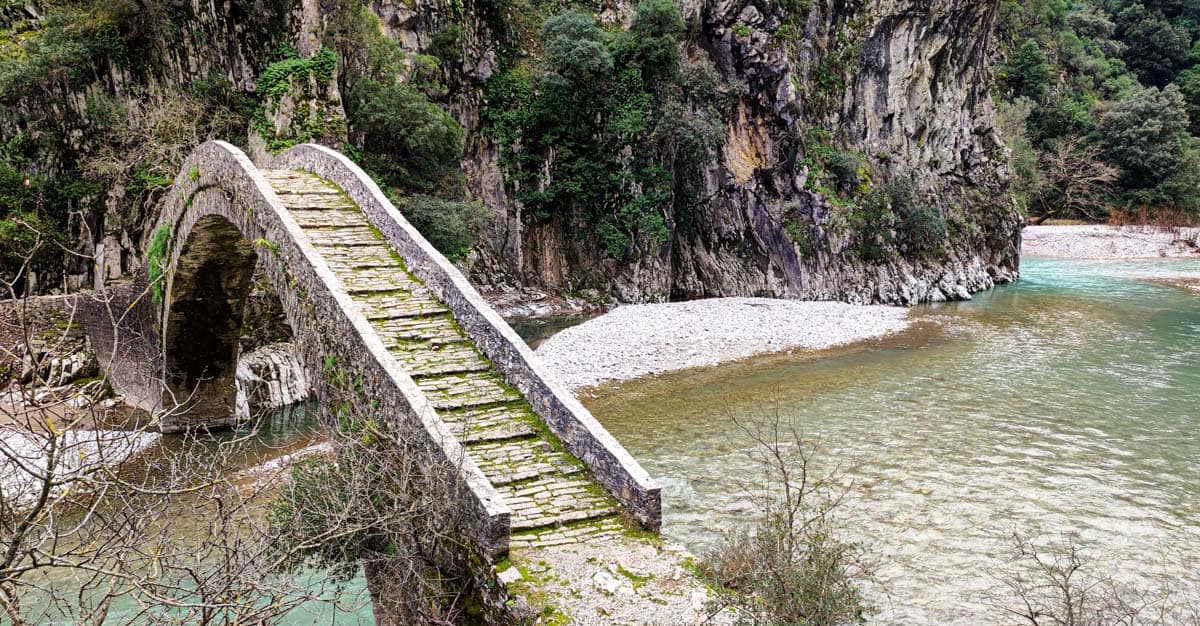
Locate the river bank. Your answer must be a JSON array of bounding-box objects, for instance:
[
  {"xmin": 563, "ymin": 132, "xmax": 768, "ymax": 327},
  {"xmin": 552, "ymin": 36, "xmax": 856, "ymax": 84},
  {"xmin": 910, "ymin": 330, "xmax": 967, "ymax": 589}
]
[
  {"xmin": 1022, "ymin": 224, "xmax": 1200, "ymax": 259},
  {"xmin": 535, "ymin": 298, "xmax": 910, "ymax": 391}
]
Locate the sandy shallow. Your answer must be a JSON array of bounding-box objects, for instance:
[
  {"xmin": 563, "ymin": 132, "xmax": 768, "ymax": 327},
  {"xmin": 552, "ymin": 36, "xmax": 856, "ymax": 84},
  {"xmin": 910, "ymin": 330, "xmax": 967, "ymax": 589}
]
[
  {"xmin": 536, "ymin": 298, "xmax": 910, "ymax": 391},
  {"xmin": 1022, "ymin": 224, "xmax": 1200, "ymax": 259}
]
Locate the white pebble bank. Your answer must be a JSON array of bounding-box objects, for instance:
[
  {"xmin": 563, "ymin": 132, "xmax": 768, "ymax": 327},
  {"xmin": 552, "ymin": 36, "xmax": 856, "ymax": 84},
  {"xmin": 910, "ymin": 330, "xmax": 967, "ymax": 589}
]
[
  {"xmin": 1022, "ymin": 225, "xmax": 1200, "ymax": 259},
  {"xmin": 536, "ymin": 297, "xmax": 910, "ymax": 391}
]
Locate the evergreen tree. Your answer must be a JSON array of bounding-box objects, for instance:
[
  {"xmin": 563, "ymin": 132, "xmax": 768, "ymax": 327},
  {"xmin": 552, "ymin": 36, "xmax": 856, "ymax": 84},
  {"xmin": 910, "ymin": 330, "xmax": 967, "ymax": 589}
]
[
  {"xmin": 1006, "ymin": 39, "xmax": 1053, "ymax": 100},
  {"xmin": 1115, "ymin": 3, "xmax": 1192, "ymax": 87}
]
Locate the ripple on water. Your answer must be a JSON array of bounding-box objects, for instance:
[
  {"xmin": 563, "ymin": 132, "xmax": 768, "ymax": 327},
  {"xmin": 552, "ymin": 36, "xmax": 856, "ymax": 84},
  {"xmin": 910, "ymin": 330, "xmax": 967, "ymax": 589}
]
[{"xmin": 585, "ymin": 258, "xmax": 1200, "ymax": 624}]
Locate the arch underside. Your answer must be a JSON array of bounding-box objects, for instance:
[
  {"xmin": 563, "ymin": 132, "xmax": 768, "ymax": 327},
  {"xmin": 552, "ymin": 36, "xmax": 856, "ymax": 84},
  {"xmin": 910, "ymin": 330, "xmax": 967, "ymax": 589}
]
[{"xmin": 162, "ymin": 213, "xmax": 257, "ymax": 430}]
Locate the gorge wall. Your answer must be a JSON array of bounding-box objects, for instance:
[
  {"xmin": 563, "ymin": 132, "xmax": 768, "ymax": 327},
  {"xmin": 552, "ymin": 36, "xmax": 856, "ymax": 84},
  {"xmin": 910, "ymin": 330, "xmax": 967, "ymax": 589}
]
[{"xmin": 1, "ymin": 0, "xmax": 1021, "ymax": 306}]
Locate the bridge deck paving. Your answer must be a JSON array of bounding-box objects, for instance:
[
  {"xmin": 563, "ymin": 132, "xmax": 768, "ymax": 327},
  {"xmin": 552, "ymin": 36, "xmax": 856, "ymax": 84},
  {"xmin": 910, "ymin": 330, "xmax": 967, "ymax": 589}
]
[
  {"xmin": 339, "ymin": 270, "xmax": 423, "ymax": 294},
  {"xmin": 288, "ymin": 210, "xmax": 369, "ymax": 229},
  {"xmin": 508, "ymin": 518, "xmax": 624, "ymax": 549},
  {"xmin": 469, "ymin": 438, "xmax": 582, "ymax": 486},
  {"xmin": 318, "ymin": 245, "xmax": 398, "ymax": 268},
  {"xmin": 500, "ymin": 476, "xmax": 618, "ymax": 530},
  {"xmin": 276, "ymin": 195, "xmax": 357, "ymax": 209},
  {"xmin": 439, "ymin": 403, "xmax": 538, "ymax": 443},
  {"xmin": 387, "ymin": 342, "xmax": 491, "ymax": 377},
  {"xmin": 303, "ymin": 226, "xmax": 382, "ymax": 247},
  {"xmin": 415, "ymin": 371, "xmax": 524, "ymax": 408},
  {"xmin": 356, "ymin": 292, "xmax": 448, "ymax": 320},
  {"xmin": 266, "ymin": 170, "xmax": 627, "ymax": 549},
  {"xmin": 373, "ymin": 314, "xmax": 465, "ymax": 345}
]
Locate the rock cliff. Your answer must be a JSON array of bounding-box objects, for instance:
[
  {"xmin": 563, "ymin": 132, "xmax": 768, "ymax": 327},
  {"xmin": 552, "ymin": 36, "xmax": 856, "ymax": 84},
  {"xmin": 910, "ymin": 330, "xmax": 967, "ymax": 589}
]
[{"xmin": 1, "ymin": 0, "xmax": 1020, "ymax": 305}]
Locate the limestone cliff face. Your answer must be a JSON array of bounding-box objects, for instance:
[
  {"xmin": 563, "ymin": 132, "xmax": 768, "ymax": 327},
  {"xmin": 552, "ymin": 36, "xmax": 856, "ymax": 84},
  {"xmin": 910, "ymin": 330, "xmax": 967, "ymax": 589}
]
[
  {"xmin": 4, "ymin": 0, "xmax": 1019, "ymax": 305},
  {"xmin": 450, "ymin": 0, "xmax": 1021, "ymax": 304}
]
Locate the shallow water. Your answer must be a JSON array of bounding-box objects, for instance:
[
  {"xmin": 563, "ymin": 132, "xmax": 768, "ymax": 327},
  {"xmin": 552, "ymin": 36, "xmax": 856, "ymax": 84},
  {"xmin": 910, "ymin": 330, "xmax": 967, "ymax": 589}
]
[{"xmin": 583, "ymin": 258, "xmax": 1200, "ymax": 623}]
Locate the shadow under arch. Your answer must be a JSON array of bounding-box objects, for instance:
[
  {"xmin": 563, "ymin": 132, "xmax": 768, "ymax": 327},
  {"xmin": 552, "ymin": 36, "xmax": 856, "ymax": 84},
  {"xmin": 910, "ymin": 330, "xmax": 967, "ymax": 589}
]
[{"xmin": 160, "ymin": 211, "xmax": 257, "ymax": 428}]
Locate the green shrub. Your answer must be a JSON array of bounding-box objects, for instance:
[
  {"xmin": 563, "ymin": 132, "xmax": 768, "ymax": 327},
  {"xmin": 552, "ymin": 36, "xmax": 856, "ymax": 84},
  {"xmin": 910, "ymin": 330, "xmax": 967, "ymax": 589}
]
[
  {"xmin": 146, "ymin": 226, "xmax": 172, "ymax": 305},
  {"xmin": 400, "ymin": 195, "xmax": 490, "ymax": 262},
  {"xmin": 899, "ymin": 204, "xmax": 947, "ymax": 255},
  {"xmin": 826, "ymin": 150, "xmax": 866, "ymax": 195},
  {"xmin": 253, "ymin": 47, "xmax": 341, "ymax": 153},
  {"xmin": 346, "ymin": 77, "xmax": 464, "ymax": 194},
  {"xmin": 540, "ymin": 10, "xmax": 612, "ymax": 83},
  {"xmin": 1005, "ymin": 39, "xmax": 1052, "ymax": 100}
]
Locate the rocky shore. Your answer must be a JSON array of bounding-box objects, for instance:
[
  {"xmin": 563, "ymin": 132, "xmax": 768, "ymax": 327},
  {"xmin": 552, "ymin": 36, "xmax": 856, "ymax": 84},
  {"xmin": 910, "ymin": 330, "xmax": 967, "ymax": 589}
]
[
  {"xmin": 535, "ymin": 298, "xmax": 910, "ymax": 391},
  {"xmin": 1022, "ymin": 225, "xmax": 1200, "ymax": 259}
]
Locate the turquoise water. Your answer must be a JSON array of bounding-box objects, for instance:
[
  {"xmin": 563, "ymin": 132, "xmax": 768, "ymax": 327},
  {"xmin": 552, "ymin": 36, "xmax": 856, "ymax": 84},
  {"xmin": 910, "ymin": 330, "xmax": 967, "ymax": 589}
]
[{"xmin": 584, "ymin": 258, "xmax": 1200, "ymax": 623}]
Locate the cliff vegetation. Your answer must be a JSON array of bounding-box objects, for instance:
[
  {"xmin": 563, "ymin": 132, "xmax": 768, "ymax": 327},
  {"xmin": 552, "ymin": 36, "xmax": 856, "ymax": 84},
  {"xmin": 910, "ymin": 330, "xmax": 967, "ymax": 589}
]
[{"xmin": 994, "ymin": 0, "xmax": 1200, "ymax": 223}]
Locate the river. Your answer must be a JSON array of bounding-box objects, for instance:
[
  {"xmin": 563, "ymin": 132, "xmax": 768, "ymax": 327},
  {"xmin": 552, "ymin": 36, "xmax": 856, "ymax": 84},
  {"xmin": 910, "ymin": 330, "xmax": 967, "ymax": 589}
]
[
  {"xmin": 577, "ymin": 258, "xmax": 1200, "ymax": 623},
  {"xmin": 26, "ymin": 258, "xmax": 1198, "ymax": 623}
]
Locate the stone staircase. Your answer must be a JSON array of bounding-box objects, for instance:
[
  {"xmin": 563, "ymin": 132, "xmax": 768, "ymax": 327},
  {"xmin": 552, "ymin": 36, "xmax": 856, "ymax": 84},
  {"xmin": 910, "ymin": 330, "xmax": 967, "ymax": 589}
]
[{"xmin": 261, "ymin": 170, "xmax": 625, "ymax": 549}]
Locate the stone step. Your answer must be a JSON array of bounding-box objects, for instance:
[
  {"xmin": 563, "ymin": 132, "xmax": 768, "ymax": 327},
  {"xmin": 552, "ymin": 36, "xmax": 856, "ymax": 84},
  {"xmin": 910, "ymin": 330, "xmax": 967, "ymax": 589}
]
[
  {"xmin": 264, "ymin": 175, "xmax": 343, "ymax": 196},
  {"xmin": 277, "ymin": 194, "xmax": 356, "ymax": 210},
  {"xmin": 440, "ymin": 403, "xmax": 538, "ymax": 443},
  {"xmin": 388, "ymin": 342, "xmax": 491, "ymax": 377},
  {"xmin": 468, "ymin": 438, "xmax": 583, "ymax": 486},
  {"xmin": 373, "ymin": 314, "xmax": 464, "ymax": 346},
  {"xmin": 509, "ymin": 516, "xmax": 625, "ymax": 549},
  {"xmin": 289, "ymin": 209, "xmax": 367, "ymax": 229},
  {"xmin": 497, "ymin": 476, "xmax": 619, "ymax": 531},
  {"xmin": 415, "ymin": 372, "xmax": 522, "ymax": 409},
  {"xmin": 355, "ymin": 292, "xmax": 448, "ymax": 320},
  {"xmin": 339, "ymin": 269, "xmax": 422, "ymax": 294},
  {"xmin": 305, "ymin": 227, "xmax": 382, "ymax": 247},
  {"xmin": 320, "ymin": 245, "xmax": 399, "ymax": 269}
]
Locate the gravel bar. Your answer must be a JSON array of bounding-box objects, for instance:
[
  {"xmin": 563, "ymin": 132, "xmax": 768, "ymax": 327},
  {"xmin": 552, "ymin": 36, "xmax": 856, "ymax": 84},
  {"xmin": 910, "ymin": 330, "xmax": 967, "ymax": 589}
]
[
  {"xmin": 536, "ymin": 297, "xmax": 910, "ymax": 391},
  {"xmin": 1022, "ymin": 225, "xmax": 1200, "ymax": 259}
]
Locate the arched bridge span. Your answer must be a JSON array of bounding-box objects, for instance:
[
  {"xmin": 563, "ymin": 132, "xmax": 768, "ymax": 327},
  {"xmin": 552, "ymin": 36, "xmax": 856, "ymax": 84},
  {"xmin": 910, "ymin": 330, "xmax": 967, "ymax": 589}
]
[{"xmin": 122, "ymin": 141, "xmax": 659, "ymax": 561}]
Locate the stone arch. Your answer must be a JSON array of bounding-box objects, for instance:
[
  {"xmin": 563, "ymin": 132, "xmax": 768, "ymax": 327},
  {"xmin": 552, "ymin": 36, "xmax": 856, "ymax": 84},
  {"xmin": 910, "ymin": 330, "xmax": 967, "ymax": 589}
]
[{"xmin": 160, "ymin": 212, "xmax": 257, "ymax": 430}]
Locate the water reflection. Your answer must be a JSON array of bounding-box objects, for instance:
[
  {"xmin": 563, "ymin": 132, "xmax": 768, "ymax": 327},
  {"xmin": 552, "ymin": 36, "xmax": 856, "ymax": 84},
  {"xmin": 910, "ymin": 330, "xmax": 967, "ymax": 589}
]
[{"xmin": 585, "ymin": 259, "xmax": 1200, "ymax": 623}]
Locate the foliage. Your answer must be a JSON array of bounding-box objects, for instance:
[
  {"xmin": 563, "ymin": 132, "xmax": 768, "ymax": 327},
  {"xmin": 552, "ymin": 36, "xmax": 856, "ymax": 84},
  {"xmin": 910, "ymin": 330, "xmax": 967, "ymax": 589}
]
[
  {"xmin": 540, "ymin": 10, "xmax": 612, "ymax": 83},
  {"xmin": 345, "ymin": 77, "xmax": 464, "ymax": 195},
  {"xmin": 482, "ymin": 1, "xmax": 723, "ymax": 261},
  {"xmin": 899, "ymin": 203, "xmax": 948, "ymax": 255},
  {"xmin": 0, "ymin": 4, "xmax": 129, "ymax": 104},
  {"xmin": 1006, "ymin": 40, "xmax": 1053, "ymax": 100},
  {"xmin": 1114, "ymin": 3, "xmax": 1192, "ymax": 87},
  {"xmin": 399, "ymin": 195, "xmax": 490, "ymax": 262},
  {"xmin": 145, "ymin": 226, "xmax": 172, "ymax": 305},
  {"xmin": 253, "ymin": 47, "xmax": 342, "ymax": 153},
  {"xmin": 995, "ymin": 0, "xmax": 1200, "ymax": 221},
  {"xmin": 1098, "ymin": 85, "xmax": 1192, "ymax": 189}
]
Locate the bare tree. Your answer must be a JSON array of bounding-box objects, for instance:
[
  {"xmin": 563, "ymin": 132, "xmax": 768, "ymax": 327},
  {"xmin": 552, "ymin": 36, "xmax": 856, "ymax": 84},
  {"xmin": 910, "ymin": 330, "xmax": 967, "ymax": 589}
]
[
  {"xmin": 984, "ymin": 531, "xmax": 1200, "ymax": 626},
  {"xmin": 1029, "ymin": 137, "xmax": 1120, "ymax": 224},
  {"xmin": 701, "ymin": 399, "xmax": 874, "ymax": 625}
]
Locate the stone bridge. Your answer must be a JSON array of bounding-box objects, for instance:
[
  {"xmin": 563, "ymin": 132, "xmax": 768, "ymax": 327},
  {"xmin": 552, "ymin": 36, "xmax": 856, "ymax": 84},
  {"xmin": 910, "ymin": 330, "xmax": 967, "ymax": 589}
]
[{"xmin": 95, "ymin": 141, "xmax": 663, "ymax": 619}]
